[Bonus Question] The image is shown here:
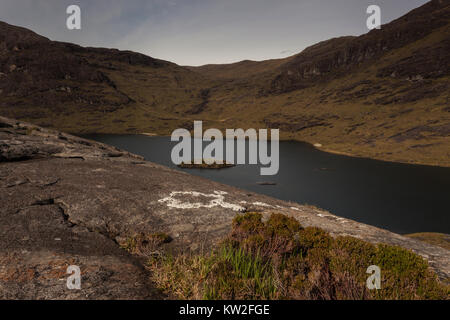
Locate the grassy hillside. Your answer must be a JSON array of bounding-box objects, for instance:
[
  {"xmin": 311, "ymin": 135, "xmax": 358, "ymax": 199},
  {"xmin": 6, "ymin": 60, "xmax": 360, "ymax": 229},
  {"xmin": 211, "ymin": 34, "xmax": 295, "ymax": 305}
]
[{"xmin": 0, "ymin": 0, "xmax": 449, "ymax": 166}]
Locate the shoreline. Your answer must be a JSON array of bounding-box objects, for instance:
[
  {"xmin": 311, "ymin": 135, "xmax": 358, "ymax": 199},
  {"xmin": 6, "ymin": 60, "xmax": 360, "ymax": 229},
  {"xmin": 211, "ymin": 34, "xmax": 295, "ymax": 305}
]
[
  {"xmin": 315, "ymin": 145, "xmax": 450, "ymax": 169},
  {"xmin": 80, "ymin": 131, "xmax": 450, "ymax": 169},
  {"xmin": 127, "ymin": 132, "xmax": 450, "ymax": 169},
  {"xmin": 78, "ymin": 130, "xmax": 450, "ymax": 236}
]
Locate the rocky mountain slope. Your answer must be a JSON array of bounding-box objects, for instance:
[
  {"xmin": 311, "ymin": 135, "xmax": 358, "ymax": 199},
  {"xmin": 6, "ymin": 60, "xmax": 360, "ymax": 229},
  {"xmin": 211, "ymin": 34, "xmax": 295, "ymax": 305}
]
[
  {"xmin": 0, "ymin": 116, "xmax": 448, "ymax": 299},
  {"xmin": 0, "ymin": 20, "xmax": 209, "ymax": 134},
  {"xmin": 0, "ymin": 0, "xmax": 449, "ymax": 167}
]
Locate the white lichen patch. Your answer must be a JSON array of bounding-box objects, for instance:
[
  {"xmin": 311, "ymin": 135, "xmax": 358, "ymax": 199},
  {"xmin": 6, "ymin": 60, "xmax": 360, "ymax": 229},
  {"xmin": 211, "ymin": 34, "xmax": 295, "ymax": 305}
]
[
  {"xmin": 252, "ymin": 201, "xmax": 274, "ymax": 208},
  {"xmin": 317, "ymin": 213, "xmax": 348, "ymax": 223},
  {"xmin": 240, "ymin": 200, "xmax": 278, "ymax": 208},
  {"xmin": 317, "ymin": 213, "xmax": 330, "ymax": 218},
  {"xmin": 158, "ymin": 190, "xmax": 245, "ymax": 212},
  {"xmin": 158, "ymin": 191, "xmax": 350, "ymax": 226}
]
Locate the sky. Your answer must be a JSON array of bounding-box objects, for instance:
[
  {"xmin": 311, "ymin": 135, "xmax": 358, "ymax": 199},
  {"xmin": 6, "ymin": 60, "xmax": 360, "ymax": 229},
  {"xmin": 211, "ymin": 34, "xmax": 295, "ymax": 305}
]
[{"xmin": 0, "ymin": 0, "xmax": 429, "ymax": 66}]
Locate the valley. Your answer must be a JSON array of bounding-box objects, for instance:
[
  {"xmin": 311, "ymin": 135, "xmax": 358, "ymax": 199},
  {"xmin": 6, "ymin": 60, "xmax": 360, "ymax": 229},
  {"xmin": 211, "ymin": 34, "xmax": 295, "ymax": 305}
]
[{"xmin": 0, "ymin": 0, "xmax": 449, "ymax": 167}]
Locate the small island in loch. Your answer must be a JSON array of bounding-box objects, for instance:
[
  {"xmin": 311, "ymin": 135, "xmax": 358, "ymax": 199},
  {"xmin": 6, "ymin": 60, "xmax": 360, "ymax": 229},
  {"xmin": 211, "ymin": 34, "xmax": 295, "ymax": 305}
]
[{"xmin": 178, "ymin": 160, "xmax": 236, "ymax": 169}]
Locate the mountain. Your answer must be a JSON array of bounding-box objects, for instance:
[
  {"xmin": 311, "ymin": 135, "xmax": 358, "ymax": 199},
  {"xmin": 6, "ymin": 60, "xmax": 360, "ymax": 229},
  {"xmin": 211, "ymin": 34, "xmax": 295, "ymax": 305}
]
[
  {"xmin": 0, "ymin": 21, "xmax": 208, "ymax": 133},
  {"xmin": 0, "ymin": 0, "xmax": 449, "ymax": 166}
]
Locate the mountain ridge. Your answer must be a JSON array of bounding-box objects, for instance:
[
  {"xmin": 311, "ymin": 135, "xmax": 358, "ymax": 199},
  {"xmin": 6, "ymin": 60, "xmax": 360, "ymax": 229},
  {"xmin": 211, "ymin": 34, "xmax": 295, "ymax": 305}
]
[{"xmin": 0, "ymin": 0, "xmax": 449, "ymax": 167}]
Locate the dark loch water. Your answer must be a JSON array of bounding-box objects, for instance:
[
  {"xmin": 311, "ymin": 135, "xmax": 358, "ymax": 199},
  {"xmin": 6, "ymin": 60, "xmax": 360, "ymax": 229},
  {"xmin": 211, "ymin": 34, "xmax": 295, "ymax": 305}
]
[{"xmin": 84, "ymin": 134, "xmax": 450, "ymax": 235}]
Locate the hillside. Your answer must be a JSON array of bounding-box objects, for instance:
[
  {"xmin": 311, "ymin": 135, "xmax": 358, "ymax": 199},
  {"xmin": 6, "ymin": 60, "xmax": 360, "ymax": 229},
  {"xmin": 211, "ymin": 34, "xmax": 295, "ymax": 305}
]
[
  {"xmin": 0, "ymin": 0, "xmax": 449, "ymax": 166},
  {"xmin": 0, "ymin": 20, "xmax": 209, "ymax": 134}
]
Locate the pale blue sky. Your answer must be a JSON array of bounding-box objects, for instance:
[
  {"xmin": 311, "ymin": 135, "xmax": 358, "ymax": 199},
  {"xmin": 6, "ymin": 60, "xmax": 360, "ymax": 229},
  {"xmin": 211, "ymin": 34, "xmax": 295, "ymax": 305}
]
[{"xmin": 0, "ymin": 0, "xmax": 429, "ymax": 66}]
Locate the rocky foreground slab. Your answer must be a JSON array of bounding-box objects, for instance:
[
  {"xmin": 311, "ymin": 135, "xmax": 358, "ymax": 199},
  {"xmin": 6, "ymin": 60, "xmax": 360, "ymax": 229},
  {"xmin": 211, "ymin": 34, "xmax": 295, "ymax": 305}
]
[{"xmin": 0, "ymin": 116, "xmax": 448, "ymax": 299}]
